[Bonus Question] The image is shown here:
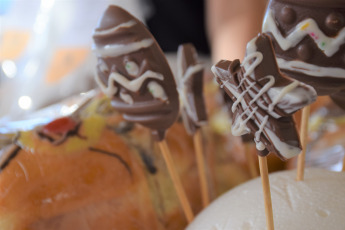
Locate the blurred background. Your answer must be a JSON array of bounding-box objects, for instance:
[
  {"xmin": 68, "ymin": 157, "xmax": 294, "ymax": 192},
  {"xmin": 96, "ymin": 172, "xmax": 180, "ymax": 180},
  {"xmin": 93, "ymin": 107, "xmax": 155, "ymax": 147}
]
[{"xmin": 0, "ymin": 0, "xmax": 147, "ymax": 122}]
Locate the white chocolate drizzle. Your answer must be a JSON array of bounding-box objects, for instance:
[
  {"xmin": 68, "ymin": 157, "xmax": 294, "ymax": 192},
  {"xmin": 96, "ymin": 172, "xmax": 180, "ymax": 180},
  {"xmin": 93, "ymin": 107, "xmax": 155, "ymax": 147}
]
[
  {"xmin": 95, "ymin": 69, "xmax": 168, "ymax": 104},
  {"xmin": 249, "ymin": 75, "xmax": 275, "ymax": 107},
  {"xmin": 93, "ymin": 38, "xmax": 154, "ymax": 58},
  {"xmin": 268, "ymin": 80, "xmax": 299, "ymax": 112},
  {"xmin": 231, "ymin": 106, "xmax": 257, "ymax": 136},
  {"xmin": 111, "ymin": 70, "xmax": 163, "ymax": 92},
  {"xmin": 93, "ymin": 20, "xmax": 136, "ymax": 37},
  {"xmin": 255, "ymin": 115, "xmax": 269, "ymax": 151},
  {"xmin": 276, "ymin": 58, "xmax": 345, "ymax": 78},
  {"xmin": 95, "ymin": 71, "xmax": 118, "ymax": 97},
  {"xmin": 176, "ymin": 64, "xmax": 204, "ymax": 123},
  {"xmin": 212, "ymin": 36, "xmax": 308, "ymax": 158},
  {"xmin": 262, "ymin": 10, "xmax": 345, "ymax": 57}
]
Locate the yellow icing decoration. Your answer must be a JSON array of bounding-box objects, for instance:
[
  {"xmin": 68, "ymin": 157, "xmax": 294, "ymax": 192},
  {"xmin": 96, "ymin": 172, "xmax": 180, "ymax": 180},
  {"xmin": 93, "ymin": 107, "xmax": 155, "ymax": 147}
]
[
  {"xmin": 17, "ymin": 114, "xmax": 106, "ymax": 155},
  {"xmin": 301, "ymin": 23, "xmax": 309, "ymax": 30}
]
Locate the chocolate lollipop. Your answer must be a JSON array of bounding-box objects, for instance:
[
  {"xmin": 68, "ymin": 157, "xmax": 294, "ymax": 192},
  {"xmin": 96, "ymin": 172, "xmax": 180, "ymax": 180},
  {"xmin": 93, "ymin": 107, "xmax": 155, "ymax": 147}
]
[
  {"xmin": 176, "ymin": 43, "xmax": 207, "ymax": 135},
  {"xmin": 176, "ymin": 43, "xmax": 210, "ymax": 207},
  {"xmin": 92, "ymin": 5, "xmax": 179, "ymax": 141},
  {"xmin": 262, "ymin": 0, "xmax": 345, "ymax": 109},
  {"xmin": 212, "ymin": 33, "xmax": 316, "ymax": 160},
  {"xmin": 213, "ymin": 33, "xmax": 316, "ymax": 230},
  {"xmin": 92, "ymin": 5, "xmax": 194, "ymax": 222}
]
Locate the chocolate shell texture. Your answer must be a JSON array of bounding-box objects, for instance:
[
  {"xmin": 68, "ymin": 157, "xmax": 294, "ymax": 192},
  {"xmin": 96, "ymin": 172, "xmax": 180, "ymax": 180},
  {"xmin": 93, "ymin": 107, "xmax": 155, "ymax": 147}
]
[
  {"xmin": 92, "ymin": 5, "xmax": 179, "ymax": 141},
  {"xmin": 262, "ymin": 0, "xmax": 345, "ymax": 109},
  {"xmin": 176, "ymin": 43, "xmax": 208, "ymax": 135},
  {"xmin": 212, "ymin": 34, "xmax": 316, "ymax": 160}
]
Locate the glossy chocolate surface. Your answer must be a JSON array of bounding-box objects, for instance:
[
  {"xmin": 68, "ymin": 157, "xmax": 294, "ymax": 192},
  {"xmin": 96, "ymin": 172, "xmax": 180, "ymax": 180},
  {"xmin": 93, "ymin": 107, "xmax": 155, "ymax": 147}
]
[
  {"xmin": 176, "ymin": 43, "xmax": 207, "ymax": 135},
  {"xmin": 93, "ymin": 6, "xmax": 179, "ymax": 141},
  {"xmin": 212, "ymin": 34, "xmax": 316, "ymax": 160},
  {"xmin": 263, "ymin": 0, "xmax": 345, "ymax": 109}
]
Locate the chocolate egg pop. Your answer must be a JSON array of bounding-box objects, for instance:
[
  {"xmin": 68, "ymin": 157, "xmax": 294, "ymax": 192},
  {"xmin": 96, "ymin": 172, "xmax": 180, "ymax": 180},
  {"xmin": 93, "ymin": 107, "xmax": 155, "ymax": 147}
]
[
  {"xmin": 212, "ymin": 33, "xmax": 316, "ymax": 230},
  {"xmin": 92, "ymin": 5, "xmax": 193, "ymax": 222},
  {"xmin": 176, "ymin": 43, "xmax": 209, "ymax": 207},
  {"xmin": 262, "ymin": 0, "xmax": 345, "ymax": 178},
  {"xmin": 93, "ymin": 5, "xmax": 179, "ymax": 142},
  {"xmin": 262, "ymin": 0, "xmax": 345, "ymax": 108}
]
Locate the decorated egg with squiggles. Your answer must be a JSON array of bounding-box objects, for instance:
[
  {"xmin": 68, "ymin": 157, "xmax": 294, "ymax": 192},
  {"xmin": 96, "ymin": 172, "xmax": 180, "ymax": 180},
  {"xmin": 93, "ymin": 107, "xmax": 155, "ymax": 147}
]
[
  {"xmin": 92, "ymin": 5, "xmax": 179, "ymax": 141},
  {"xmin": 262, "ymin": 0, "xmax": 345, "ymax": 109}
]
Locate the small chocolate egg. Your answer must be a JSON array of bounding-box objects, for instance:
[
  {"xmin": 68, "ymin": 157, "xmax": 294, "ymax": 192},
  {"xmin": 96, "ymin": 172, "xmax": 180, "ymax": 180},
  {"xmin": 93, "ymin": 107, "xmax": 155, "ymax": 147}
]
[
  {"xmin": 280, "ymin": 6, "xmax": 296, "ymax": 24},
  {"xmin": 325, "ymin": 12, "xmax": 344, "ymax": 31},
  {"xmin": 297, "ymin": 44, "xmax": 312, "ymax": 61}
]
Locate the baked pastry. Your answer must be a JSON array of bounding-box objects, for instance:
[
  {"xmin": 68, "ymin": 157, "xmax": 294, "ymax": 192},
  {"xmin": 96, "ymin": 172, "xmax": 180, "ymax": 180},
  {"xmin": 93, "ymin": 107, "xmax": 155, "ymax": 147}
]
[{"xmin": 0, "ymin": 95, "xmax": 250, "ymax": 230}]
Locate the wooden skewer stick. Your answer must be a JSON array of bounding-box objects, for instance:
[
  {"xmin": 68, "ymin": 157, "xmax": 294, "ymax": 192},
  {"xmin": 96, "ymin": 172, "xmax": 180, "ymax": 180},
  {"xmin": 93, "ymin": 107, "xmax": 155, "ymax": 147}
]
[
  {"xmin": 244, "ymin": 143, "xmax": 259, "ymax": 178},
  {"xmin": 258, "ymin": 155, "xmax": 274, "ymax": 230},
  {"xmin": 342, "ymin": 154, "xmax": 345, "ymax": 172},
  {"xmin": 158, "ymin": 140, "xmax": 194, "ymax": 223},
  {"xmin": 296, "ymin": 105, "xmax": 311, "ymax": 181},
  {"xmin": 193, "ymin": 129, "xmax": 210, "ymax": 207}
]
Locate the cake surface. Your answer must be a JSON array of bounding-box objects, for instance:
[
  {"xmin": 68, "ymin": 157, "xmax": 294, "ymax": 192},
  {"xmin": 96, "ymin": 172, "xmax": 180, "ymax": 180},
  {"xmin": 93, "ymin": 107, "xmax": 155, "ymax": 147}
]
[{"xmin": 187, "ymin": 168, "xmax": 345, "ymax": 230}]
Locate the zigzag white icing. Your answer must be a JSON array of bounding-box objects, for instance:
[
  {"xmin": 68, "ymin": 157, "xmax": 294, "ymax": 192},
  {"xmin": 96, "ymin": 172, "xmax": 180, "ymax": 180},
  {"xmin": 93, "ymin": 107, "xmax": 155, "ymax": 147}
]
[
  {"xmin": 95, "ymin": 69, "xmax": 167, "ymax": 103},
  {"xmin": 262, "ymin": 10, "xmax": 345, "ymax": 57}
]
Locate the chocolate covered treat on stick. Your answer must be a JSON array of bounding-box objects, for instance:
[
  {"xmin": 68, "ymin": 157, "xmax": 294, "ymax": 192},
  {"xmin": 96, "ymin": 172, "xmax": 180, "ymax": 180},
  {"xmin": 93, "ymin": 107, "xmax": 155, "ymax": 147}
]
[
  {"xmin": 176, "ymin": 43, "xmax": 208, "ymax": 136},
  {"xmin": 212, "ymin": 34, "xmax": 316, "ymax": 160},
  {"xmin": 262, "ymin": 0, "xmax": 345, "ymax": 179},
  {"xmin": 93, "ymin": 5, "xmax": 179, "ymax": 142},
  {"xmin": 262, "ymin": 0, "xmax": 345, "ymax": 102},
  {"xmin": 176, "ymin": 43, "xmax": 209, "ymax": 207},
  {"xmin": 212, "ymin": 33, "xmax": 316, "ymax": 230},
  {"xmin": 93, "ymin": 5, "xmax": 193, "ymax": 222}
]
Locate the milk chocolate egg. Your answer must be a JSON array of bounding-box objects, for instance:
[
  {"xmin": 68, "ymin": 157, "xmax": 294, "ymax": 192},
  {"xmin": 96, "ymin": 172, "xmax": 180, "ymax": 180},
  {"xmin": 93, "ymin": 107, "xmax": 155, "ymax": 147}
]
[
  {"xmin": 92, "ymin": 6, "xmax": 179, "ymax": 140},
  {"xmin": 262, "ymin": 0, "xmax": 345, "ymax": 109}
]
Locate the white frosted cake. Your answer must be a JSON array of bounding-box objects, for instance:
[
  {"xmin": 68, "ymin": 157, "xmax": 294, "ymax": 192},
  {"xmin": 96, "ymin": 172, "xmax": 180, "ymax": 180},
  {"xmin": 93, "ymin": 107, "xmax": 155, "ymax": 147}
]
[{"xmin": 187, "ymin": 168, "xmax": 345, "ymax": 230}]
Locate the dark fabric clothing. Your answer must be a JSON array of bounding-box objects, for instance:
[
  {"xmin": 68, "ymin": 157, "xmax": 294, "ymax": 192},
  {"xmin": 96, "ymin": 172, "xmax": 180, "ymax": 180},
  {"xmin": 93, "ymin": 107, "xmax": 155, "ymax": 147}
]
[{"xmin": 146, "ymin": 0, "xmax": 210, "ymax": 55}]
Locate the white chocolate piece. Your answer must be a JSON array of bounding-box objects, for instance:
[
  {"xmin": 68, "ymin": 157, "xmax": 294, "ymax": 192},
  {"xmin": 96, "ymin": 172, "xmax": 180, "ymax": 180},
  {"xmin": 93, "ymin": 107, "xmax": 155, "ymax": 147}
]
[
  {"xmin": 147, "ymin": 81, "xmax": 168, "ymax": 102},
  {"xmin": 187, "ymin": 168, "xmax": 345, "ymax": 230},
  {"xmin": 125, "ymin": 61, "xmax": 140, "ymax": 77}
]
